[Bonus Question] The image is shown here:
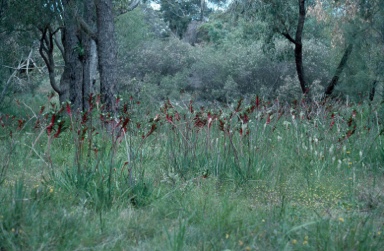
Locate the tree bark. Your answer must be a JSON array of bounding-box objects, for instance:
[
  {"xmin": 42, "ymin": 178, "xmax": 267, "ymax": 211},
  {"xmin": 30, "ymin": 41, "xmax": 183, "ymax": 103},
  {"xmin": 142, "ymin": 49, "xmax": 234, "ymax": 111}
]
[
  {"xmin": 369, "ymin": 80, "xmax": 377, "ymax": 102},
  {"xmin": 295, "ymin": 0, "xmax": 307, "ymax": 94},
  {"xmin": 82, "ymin": 0, "xmax": 97, "ymax": 111},
  {"xmin": 95, "ymin": 0, "xmax": 117, "ymax": 113},
  {"xmin": 324, "ymin": 43, "xmax": 353, "ymax": 97},
  {"xmin": 60, "ymin": 0, "xmax": 84, "ymax": 111},
  {"xmin": 281, "ymin": 0, "xmax": 307, "ymax": 95}
]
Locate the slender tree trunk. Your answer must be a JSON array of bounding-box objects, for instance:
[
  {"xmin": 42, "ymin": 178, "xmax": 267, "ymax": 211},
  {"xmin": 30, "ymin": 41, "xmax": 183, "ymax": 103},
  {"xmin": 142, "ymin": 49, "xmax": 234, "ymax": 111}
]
[
  {"xmin": 324, "ymin": 43, "xmax": 353, "ymax": 97},
  {"xmin": 281, "ymin": 0, "xmax": 307, "ymax": 95},
  {"xmin": 295, "ymin": 0, "xmax": 307, "ymax": 94},
  {"xmin": 95, "ymin": 0, "xmax": 117, "ymax": 113},
  {"xmin": 200, "ymin": 0, "xmax": 205, "ymax": 21},
  {"xmin": 369, "ymin": 80, "xmax": 377, "ymax": 102},
  {"xmin": 82, "ymin": 0, "xmax": 97, "ymax": 111}
]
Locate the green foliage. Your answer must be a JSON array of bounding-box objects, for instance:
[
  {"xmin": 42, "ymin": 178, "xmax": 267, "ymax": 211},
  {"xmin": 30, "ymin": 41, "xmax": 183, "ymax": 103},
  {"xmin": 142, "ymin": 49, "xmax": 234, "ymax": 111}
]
[{"xmin": 116, "ymin": 7, "xmax": 152, "ymax": 52}]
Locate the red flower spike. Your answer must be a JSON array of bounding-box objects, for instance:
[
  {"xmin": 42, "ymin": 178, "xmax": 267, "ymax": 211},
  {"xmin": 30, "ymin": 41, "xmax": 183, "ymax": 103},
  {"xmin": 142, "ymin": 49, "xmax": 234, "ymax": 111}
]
[
  {"xmin": 189, "ymin": 100, "xmax": 194, "ymax": 113},
  {"xmin": 166, "ymin": 114, "xmax": 173, "ymax": 123},
  {"xmin": 143, "ymin": 123, "xmax": 157, "ymax": 139},
  {"xmin": 256, "ymin": 96, "xmax": 260, "ymax": 109},
  {"xmin": 266, "ymin": 114, "xmax": 271, "ymax": 125},
  {"xmin": 121, "ymin": 117, "xmax": 130, "ymax": 129},
  {"xmin": 123, "ymin": 104, "xmax": 129, "ymax": 114},
  {"xmin": 175, "ymin": 112, "xmax": 181, "ymax": 121},
  {"xmin": 54, "ymin": 121, "xmax": 64, "ymax": 138},
  {"xmin": 66, "ymin": 102, "xmax": 71, "ymax": 116},
  {"xmin": 46, "ymin": 114, "xmax": 56, "ymax": 135},
  {"xmin": 17, "ymin": 119, "xmax": 24, "ymax": 130},
  {"xmin": 39, "ymin": 106, "xmax": 45, "ymax": 115},
  {"xmin": 236, "ymin": 98, "xmax": 243, "ymax": 112}
]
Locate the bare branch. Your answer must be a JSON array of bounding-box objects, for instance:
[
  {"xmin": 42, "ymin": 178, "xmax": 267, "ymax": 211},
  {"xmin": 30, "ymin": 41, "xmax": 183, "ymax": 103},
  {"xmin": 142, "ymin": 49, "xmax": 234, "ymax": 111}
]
[{"xmin": 281, "ymin": 32, "xmax": 296, "ymax": 44}]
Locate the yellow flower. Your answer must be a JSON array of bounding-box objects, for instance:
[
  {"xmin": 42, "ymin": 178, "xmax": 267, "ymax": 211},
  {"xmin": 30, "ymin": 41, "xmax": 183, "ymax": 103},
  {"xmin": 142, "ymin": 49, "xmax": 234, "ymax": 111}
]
[
  {"xmin": 304, "ymin": 235, "xmax": 309, "ymax": 241},
  {"xmin": 49, "ymin": 188, "xmax": 54, "ymax": 193},
  {"xmin": 245, "ymin": 246, "xmax": 251, "ymax": 251},
  {"xmin": 338, "ymin": 217, "xmax": 344, "ymax": 223},
  {"xmin": 225, "ymin": 233, "xmax": 229, "ymax": 239},
  {"xmin": 346, "ymin": 151, "xmax": 351, "ymax": 154},
  {"xmin": 377, "ymin": 231, "xmax": 381, "ymax": 236},
  {"xmin": 303, "ymin": 240, "xmax": 308, "ymax": 245},
  {"xmin": 238, "ymin": 240, "xmax": 244, "ymax": 246},
  {"xmin": 291, "ymin": 239, "xmax": 297, "ymax": 245}
]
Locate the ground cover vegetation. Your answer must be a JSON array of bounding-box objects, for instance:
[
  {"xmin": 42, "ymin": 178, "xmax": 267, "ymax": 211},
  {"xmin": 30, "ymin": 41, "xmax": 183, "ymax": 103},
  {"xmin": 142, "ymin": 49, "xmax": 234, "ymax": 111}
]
[{"xmin": 0, "ymin": 0, "xmax": 384, "ymax": 250}]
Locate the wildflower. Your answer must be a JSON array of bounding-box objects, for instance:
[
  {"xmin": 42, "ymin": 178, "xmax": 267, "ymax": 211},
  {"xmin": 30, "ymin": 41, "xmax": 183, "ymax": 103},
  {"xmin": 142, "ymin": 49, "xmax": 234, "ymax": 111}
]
[
  {"xmin": 66, "ymin": 101, "xmax": 72, "ymax": 116},
  {"xmin": 303, "ymin": 240, "xmax": 308, "ymax": 245},
  {"xmin": 265, "ymin": 114, "xmax": 271, "ymax": 125},
  {"xmin": 377, "ymin": 231, "xmax": 381, "ymax": 236},
  {"xmin": 245, "ymin": 246, "xmax": 251, "ymax": 251},
  {"xmin": 338, "ymin": 217, "xmax": 344, "ymax": 223},
  {"xmin": 49, "ymin": 187, "xmax": 54, "ymax": 193},
  {"xmin": 225, "ymin": 233, "xmax": 229, "ymax": 239},
  {"xmin": 291, "ymin": 239, "xmax": 297, "ymax": 245},
  {"xmin": 346, "ymin": 151, "xmax": 351, "ymax": 154},
  {"xmin": 238, "ymin": 240, "xmax": 244, "ymax": 246}
]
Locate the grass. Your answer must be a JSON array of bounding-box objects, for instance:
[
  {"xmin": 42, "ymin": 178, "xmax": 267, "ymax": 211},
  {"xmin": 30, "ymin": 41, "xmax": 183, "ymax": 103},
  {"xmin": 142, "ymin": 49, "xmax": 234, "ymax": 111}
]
[{"xmin": 0, "ymin": 95, "xmax": 383, "ymax": 250}]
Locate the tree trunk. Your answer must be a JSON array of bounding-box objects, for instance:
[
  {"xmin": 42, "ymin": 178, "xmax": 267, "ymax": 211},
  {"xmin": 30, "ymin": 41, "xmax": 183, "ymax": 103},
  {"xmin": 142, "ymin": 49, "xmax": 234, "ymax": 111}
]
[
  {"xmin": 82, "ymin": 0, "xmax": 97, "ymax": 111},
  {"xmin": 95, "ymin": 0, "xmax": 117, "ymax": 113},
  {"xmin": 369, "ymin": 80, "xmax": 377, "ymax": 102},
  {"xmin": 281, "ymin": 0, "xmax": 307, "ymax": 95},
  {"xmin": 200, "ymin": 0, "xmax": 205, "ymax": 21},
  {"xmin": 295, "ymin": 0, "xmax": 307, "ymax": 94},
  {"xmin": 324, "ymin": 43, "xmax": 353, "ymax": 97},
  {"xmin": 61, "ymin": 1, "xmax": 84, "ymax": 111}
]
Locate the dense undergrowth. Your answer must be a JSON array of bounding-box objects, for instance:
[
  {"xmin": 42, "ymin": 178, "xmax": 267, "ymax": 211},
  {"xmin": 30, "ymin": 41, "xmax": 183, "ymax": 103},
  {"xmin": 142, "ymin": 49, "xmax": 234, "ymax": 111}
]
[{"xmin": 0, "ymin": 94, "xmax": 383, "ymax": 250}]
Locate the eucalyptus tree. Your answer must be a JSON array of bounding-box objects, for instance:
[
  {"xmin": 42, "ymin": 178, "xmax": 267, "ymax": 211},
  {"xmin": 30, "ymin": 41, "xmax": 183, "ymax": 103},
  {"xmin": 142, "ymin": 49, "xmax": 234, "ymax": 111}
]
[{"xmin": 227, "ymin": 0, "xmax": 316, "ymax": 96}]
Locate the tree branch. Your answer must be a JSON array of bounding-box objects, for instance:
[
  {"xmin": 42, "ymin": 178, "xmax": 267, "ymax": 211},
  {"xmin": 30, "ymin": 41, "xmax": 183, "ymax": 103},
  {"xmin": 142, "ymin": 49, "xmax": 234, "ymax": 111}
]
[
  {"xmin": 281, "ymin": 32, "xmax": 296, "ymax": 44},
  {"xmin": 324, "ymin": 43, "xmax": 353, "ymax": 97},
  {"xmin": 77, "ymin": 16, "xmax": 97, "ymax": 40},
  {"xmin": 38, "ymin": 26, "xmax": 61, "ymax": 95}
]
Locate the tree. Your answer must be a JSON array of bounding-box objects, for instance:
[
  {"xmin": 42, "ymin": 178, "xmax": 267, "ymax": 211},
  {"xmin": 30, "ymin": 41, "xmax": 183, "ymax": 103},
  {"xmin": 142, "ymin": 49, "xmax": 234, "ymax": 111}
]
[
  {"xmin": 228, "ymin": 0, "xmax": 312, "ymax": 95},
  {"xmin": 95, "ymin": 0, "xmax": 118, "ymax": 112},
  {"xmin": 1, "ymin": 0, "xmax": 140, "ymax": 113}
]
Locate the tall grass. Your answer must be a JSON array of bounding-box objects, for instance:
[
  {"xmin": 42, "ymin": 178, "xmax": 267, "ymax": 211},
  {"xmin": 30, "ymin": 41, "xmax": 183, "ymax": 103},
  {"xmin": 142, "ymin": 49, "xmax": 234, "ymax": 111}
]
[{"xmin": 0, "ymin": 95, "xmax": 383, "ymax": 250}]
